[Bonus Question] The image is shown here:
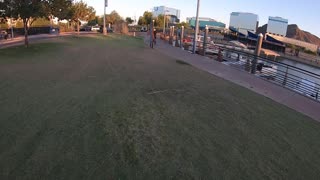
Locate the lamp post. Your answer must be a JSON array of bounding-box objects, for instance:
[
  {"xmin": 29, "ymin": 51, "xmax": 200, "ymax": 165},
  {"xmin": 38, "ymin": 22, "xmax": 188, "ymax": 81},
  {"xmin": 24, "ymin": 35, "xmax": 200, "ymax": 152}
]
[
  {"xmin": 103, "ymin": 0, "xmax": 108, "ymax": 35},
  {"xmin": 192, "ymin": 0, "xmax": 200, "ymax": 54},
  {"xmin": 150, "ymin": 19, "xmax": 155, "ymax": 48},
  {"xmin": 163, "ymin": 10, "xmax": 166, "ymax": 35},
  {"xmin": 180, "ymin": 26, "xmax": 184, "ymax": 48}
]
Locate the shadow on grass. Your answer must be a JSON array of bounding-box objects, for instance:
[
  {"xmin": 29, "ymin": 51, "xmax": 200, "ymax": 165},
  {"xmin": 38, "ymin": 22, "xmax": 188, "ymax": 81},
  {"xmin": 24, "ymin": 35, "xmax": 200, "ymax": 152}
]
[
  {"xmin": 176, "ymin": 60, "xmax": 191, "ymax": 66},
  {"xmin": 0, "ymin": 42, "xmax": 67, "ymax": 62}
]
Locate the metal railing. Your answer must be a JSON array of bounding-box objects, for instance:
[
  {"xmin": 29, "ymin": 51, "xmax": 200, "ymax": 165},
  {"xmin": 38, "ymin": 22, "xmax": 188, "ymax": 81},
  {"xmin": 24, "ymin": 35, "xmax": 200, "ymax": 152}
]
[
  {"xmin": 164, "ymin": 31, "xmax": 320, "ymax": 101},
  {"xmin": 220, "ymin": 47, "xmax": 320, "ymax": 101}
]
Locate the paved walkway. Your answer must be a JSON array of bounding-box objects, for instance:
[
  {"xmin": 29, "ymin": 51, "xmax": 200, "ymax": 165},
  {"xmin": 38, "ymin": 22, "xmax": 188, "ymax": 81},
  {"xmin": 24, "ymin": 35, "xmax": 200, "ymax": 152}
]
[
  {"xmin": 0, "ymin": 32, "xmax": 97, "ymax": 49},
  {"xmin": 150, "ymin": 36, "xmax": 320, "ymax": 121}
]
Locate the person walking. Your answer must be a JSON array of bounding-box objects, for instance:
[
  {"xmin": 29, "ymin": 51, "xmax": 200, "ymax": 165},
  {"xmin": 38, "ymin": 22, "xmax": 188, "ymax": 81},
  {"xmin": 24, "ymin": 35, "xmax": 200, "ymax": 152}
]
[{"xmin": 153, "ymin": 28, "xmax": 157, "ymax": 45}]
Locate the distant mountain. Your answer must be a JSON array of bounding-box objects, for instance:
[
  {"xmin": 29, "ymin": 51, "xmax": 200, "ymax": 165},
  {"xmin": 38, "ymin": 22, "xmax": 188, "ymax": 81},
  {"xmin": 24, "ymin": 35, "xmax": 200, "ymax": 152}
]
[{"xmin": 257, "ymin": 24, "xmax": 320, "ymax": 46}]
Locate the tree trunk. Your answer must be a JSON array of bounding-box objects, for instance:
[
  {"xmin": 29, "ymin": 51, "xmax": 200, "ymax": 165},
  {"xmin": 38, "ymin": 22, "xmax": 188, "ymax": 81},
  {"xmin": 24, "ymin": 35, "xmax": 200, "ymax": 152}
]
[
  {"xmin": 23, "ymin": 19, "xmax": 29, "ymax": 47},
  {"xmin": 77, "ymin": 21, "xmax": 80, "ymax": 35}
]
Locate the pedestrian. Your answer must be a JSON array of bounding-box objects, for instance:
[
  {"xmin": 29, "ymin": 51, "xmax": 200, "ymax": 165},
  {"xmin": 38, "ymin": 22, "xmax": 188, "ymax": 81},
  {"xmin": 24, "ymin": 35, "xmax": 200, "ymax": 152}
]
[
  {"xmin": 3, "ymin": 31, "xmax": 8, "ymax": 40},
  {"xmin": 153, "ymin": 29, "xmax": 157, "ymax": 45}
]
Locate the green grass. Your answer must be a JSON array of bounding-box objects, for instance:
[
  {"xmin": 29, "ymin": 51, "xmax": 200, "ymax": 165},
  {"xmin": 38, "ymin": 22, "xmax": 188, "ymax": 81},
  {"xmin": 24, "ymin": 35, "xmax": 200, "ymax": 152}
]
[{"xmin": 0, "ymin": 34, "xmax": 320, "ymax": 179}]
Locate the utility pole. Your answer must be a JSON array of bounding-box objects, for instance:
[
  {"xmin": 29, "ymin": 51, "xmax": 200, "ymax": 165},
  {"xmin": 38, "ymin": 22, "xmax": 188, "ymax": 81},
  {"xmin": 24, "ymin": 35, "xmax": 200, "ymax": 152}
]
[
  {"xmin": 103, "ymin": 0, "xmax": 108, "ymax": 35},
  {"xmin": 163, "ymin": 10, "xmax": 166, "ymax": 35},
  {"xmin": 192, "ymin": 0, "xmax": 200, "ymax": 54},
  {"xmin": 150, "ymin": 20, "xmax": 155, "ymax": 48}
]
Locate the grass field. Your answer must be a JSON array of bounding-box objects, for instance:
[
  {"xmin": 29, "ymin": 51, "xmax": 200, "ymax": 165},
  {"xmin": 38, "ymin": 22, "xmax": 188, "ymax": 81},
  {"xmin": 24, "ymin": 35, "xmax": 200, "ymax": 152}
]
[{"xmin": 0, "ymin": 35, "xmax": 320, "ymax": 179}]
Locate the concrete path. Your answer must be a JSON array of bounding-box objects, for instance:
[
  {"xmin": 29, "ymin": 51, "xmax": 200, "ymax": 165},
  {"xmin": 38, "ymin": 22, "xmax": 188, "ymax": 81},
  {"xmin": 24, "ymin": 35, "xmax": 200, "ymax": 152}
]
[
  {"xmin": 0, "ymin": 32, "xmax": 97, "ymax": 49},
  {"xmin": 150, "ymin": 36, "xmax": 320, "ymax": 121}
]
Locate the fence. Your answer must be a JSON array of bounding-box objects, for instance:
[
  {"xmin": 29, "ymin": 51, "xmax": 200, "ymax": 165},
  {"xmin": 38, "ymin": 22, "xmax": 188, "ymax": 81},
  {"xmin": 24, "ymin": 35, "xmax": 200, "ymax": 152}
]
[
  {"xmin": 2, "ymin": 26, "xmax": 60, "ymax": 36},
  {"xmin": 160, "ymin": 28, "xmax": 320, "ymax": 101},
  {"xmin": 220, "ymin": 47, "xmax": 320, "ymax": 101}
]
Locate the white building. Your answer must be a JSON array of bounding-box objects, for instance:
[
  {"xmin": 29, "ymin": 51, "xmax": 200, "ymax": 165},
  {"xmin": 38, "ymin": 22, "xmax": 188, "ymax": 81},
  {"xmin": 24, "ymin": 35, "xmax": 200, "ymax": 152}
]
[
  {"xmin": 229, "ymin": 12, "xmax": 259, "ymax": 36},
  {"xmin": 152, "ymin": 6, "xmax": 181, "ymax": 23},
  {"xmin": 267, "ymin": 16, "xmax": 288, "ymax": 37}
]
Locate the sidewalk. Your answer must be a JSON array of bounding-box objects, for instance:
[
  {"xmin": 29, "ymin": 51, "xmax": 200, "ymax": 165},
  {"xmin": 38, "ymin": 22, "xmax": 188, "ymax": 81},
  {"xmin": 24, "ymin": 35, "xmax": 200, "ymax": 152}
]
[
  {"xmin": 152, "ymin": 37, "xmax": 320, "ymax": 121},
  {"xmin": 0, "ymin": 32, "xmax": 97, "ymax": 49}
]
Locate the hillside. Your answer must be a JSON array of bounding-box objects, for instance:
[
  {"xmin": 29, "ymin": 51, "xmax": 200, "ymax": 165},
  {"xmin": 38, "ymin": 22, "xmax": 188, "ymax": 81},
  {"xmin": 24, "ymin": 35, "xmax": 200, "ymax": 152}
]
[{"xmin": 257, "ymin": 24, "xmax": 320, "ymax": 46}]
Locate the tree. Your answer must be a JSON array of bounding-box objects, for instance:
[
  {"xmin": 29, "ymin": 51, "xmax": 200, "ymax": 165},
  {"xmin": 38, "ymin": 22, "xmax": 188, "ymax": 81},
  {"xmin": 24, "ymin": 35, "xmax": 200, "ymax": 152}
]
[
  {"xmin": 15, "ymin": 19, "xmax": 24, "ymax": 28},
  {"xmin": 44, "ymin": 0, "xmax": 73, "ymax": 27},
  {"xmin": 125, "ymin": 17, "xmax": 133, "ymax": 24},
  {"xmin": 71, "ymin": 1, "xmax": 95, "ymax": 35},
  {"xmin": 137, "ymin": 11, "xmax": 153, "ymax": 26},
  {"xmin": 177, "ymin": 22, "xmax": 190, "ymax": 29},
  {"xmin": 105, "ymin": 10, "xmax": 123, "ymax": 25},
  {"xmin": 45, "ymin": 0, "xmax": 73, "ymax": 20},
  {"xmin": 156, "ymin": 14, "xmax": 170, "ymax": 28},
  {"xmin": 0, "ymin": 0, "xmax": 74, "ymax": 47},
  {"xmin": 0, "ymin": 0, "xmax": 48, "ymax": 47},
  {"xmin": 0, "ymin": 17, "xmax": 6, "ymax": 28},
  {"xmin": 143, "ymin": 11, "xmax": 152, "ymax": 25},
  {"xmin": 87, "ymin": 16, "xmax": 102, "ymax": 26},
  {"xmin": 31, "ymin": 17, "xmax": 51, "ymax": 27},
  {"xmin": 138, "ymin": 16, "xmax": 143, "ymax": 26}
]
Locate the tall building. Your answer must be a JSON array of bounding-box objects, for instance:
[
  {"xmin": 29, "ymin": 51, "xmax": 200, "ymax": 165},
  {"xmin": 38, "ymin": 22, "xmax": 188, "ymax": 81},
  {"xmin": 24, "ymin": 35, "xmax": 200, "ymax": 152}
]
[
  {"xmin": 152, "ymin": 6, "xmax": 181, "ymax": 23},
  {"xmin": 229, "ymin": 12, "xmax": 259, "ymax": 36},
  {"xmin": 187, "ymin": 17, "xmax": 226, "ymax": 30},
  {"xmin": 267, "ymin": 16, "xmax": 288, "ymax": 37}
]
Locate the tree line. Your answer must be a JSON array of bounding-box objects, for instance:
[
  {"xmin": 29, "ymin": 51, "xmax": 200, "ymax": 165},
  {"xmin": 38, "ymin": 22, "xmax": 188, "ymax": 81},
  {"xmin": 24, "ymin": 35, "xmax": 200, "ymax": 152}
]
[
  {"xmin": 0, "ymin": 0, "xmax": 96, "ymax": 47},
  {"xmin": 0, "ymin": 1, "xmax": 189, "ymax": 47},
  {"xmin": 137, "ymin": 11, "xmax": 189, "ymax": 29},
  {"xmin": 0, "ymin": 0, "xmax": 135, "ymax": 47}
]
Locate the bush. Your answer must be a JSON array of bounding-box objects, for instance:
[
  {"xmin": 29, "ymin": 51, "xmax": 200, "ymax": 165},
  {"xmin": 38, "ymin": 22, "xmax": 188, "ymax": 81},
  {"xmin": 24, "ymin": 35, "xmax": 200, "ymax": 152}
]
[
  {"xmin": 304, "ymin": 49, "xmax": 317, "ymax": 55},
  {"xmin": 0, "ymin": 23, "xmax": 8, "ymax": 29}
]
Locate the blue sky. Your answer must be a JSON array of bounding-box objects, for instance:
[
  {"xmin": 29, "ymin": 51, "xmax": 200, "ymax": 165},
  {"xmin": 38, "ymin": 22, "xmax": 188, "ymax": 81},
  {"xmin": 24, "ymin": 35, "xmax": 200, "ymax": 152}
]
[{"xmin": 84, "ymin": 0, "xmax": 320, "ymax": 37}]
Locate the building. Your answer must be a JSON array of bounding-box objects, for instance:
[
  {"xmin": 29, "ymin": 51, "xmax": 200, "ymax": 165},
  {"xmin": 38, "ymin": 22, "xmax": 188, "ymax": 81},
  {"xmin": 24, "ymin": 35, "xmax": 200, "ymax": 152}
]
[
  {"xmin": 229, "ymin": 12, "xmax": 259, "ymax": 36},
  {"xmin": 187, "ymin": 17, "xmax": 226, "ymax": 30},
  {"xmin": 267, "ymin": 16, "xmax": 288, "ymax": 36},
  {"xmin": 152, "ymin": 6, "xmax": 181, "ymax": 23},
  {"xmin": 267, "ymin": 33, "xmax": 319, "ymax": 52}
]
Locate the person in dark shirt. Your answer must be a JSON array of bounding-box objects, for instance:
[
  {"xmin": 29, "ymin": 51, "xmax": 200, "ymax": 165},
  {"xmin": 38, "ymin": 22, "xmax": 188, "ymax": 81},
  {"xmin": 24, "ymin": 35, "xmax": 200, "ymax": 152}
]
[{"xmin": 153, "ymin": 29, "xmax": 157, "ymax": 44}]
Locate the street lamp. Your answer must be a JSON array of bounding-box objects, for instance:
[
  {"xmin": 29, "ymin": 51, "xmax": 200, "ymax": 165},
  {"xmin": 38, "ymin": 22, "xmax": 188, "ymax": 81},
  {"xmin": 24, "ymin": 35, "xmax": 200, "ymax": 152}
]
[
  {"xmin": 180, "ymin": 25, "xmax": 184, "ymax": 48},
  {"xmin": 192, "ymin": 0, "xmax": 200, "ymax": 54},
  {"xmin": 150, "ymin": 19, "xmax": 155, "ymax": 48},
  {"xmin": 152, "ymin": 19, "xmax": 155, "ymax": 37},
  {"xmin": 103, "ymin": 0, "xmax": 108, "ymax": 35}
]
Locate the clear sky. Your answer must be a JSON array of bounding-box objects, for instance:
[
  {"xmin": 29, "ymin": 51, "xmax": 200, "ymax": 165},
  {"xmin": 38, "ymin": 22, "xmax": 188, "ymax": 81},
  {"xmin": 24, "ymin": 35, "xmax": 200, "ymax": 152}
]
[{"xmin": 84, "ymin": 0, "xmax": 320, "ymax": 37}]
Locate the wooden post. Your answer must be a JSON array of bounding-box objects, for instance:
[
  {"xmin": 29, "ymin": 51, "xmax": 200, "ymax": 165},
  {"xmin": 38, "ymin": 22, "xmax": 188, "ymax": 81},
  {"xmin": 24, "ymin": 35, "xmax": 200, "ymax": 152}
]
[
  {"xmin": 251, "ymin": 33, "xmax": 263, "ymax": 74},
  {"xmin": 180, "ymin": 26, "xmax": 184, "ymax": 49}
]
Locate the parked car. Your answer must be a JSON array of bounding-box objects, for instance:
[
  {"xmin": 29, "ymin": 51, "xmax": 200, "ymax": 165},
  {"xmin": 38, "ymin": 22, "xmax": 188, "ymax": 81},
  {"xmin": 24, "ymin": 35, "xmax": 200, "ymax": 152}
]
[
  {"xmin": 0, "ymin": 31, "xmax": 8, "ymax": 40},
  {"xmin": 140, "ymin": 27, "xmax": 147, "ymax": 32},
  {"xmin": 79, "ymin": 26, "xmax": 92, "ymax": 31},
  {"xmin": 99, "ymin": 26, "xmax": 113, "ymax": 33},
  {"xmin": 91, "ymin": 26, "xmax": 100, "ymax": 31}
]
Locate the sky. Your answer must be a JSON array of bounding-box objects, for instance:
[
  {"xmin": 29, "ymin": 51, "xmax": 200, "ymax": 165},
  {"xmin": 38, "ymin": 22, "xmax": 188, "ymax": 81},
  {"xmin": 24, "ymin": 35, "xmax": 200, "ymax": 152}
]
[{"xmin": 84, "ymin": 0, "xmax": 320, "ymax": 37}]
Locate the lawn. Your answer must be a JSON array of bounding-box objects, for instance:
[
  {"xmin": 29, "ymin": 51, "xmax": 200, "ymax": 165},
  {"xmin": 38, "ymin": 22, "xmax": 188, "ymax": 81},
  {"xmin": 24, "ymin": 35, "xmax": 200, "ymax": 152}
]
[{"xmin": 0, "ymin": 34, "xmax": 320, "ymax": 179}]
